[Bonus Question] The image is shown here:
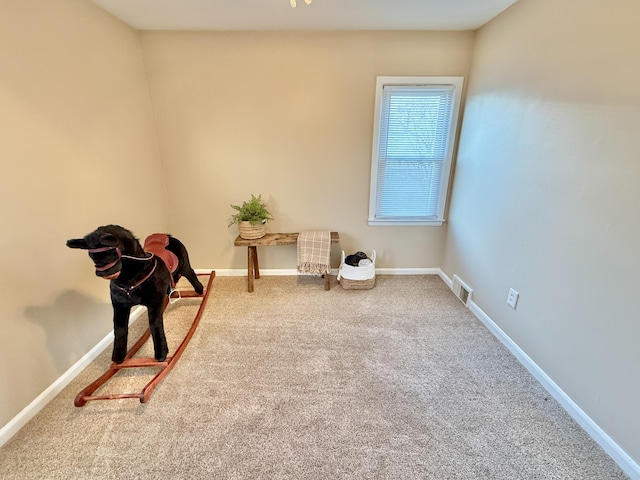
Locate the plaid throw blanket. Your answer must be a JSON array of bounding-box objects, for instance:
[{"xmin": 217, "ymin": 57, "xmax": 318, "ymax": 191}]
[{"xmin": 297, "ymin": 231, "xmax": 331, "ymax": 276}]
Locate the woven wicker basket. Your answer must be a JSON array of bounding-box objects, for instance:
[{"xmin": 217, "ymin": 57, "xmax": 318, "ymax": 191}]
[
  {"xmin": 238, "ymin": 221, "xmax": 266, "ymax": 240},
  {"xmin": 338, "ymin": 250, "xmax": 376, "ymax": 290},
  {"xmin": 340, "ymin": 276, "xmax": 376, "ymax": 290}
]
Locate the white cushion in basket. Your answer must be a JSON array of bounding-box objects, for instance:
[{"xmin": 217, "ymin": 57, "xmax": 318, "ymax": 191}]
[{"xmin": 338, "ymin": 250, "xmax": 376, "ymax": 281}]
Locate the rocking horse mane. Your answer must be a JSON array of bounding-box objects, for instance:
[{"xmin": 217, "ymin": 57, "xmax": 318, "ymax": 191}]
[{"xmin": 96, "ymin": 224, "xmax": 146, "ymax": 256}]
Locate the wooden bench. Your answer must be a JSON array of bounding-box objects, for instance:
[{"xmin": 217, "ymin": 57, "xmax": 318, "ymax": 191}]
[{"xmin": 234, "ymin": 232, "xmax": 340, "ymax": 292}]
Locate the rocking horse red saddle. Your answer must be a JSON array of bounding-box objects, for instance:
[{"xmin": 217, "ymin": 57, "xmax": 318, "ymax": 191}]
[{"xmin": 144, "ymin": 233, "xmax": 179, "ymax": 276}]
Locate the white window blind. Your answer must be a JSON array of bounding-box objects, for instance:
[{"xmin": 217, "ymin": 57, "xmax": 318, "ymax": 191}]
[{"xmin": 369, "ymin": 77, "xmax": 463, "ymax": 226}]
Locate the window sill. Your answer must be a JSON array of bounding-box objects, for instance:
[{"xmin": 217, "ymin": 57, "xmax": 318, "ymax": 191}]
[{"xmin": 368, "ymin": 219, "xmax": 445, "ymax": 227}]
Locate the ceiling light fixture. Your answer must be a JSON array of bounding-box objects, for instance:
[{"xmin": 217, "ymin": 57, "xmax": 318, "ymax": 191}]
[{"xmin": 290, "ymin": 0, "xmax": 312, "ymax": 7}]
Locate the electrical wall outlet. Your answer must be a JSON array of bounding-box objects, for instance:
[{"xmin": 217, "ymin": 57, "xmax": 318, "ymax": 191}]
[{"xmin": 507, "ymin": 288, "xmax": 519, "ymax": 309}]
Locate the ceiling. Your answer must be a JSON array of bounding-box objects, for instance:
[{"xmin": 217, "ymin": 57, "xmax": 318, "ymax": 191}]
[{"xmin": 90, "ymin": 0, "xmax": 519, "ymax": 31}]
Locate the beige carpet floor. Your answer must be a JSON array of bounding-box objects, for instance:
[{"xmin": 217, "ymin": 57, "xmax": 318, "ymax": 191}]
[{"xmin": 0, "ymin": 275, "xmax": 629, "ymax": 479}]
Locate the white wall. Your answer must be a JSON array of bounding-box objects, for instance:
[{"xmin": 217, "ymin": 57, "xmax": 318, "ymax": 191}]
[
  {"xmin": 0, "ymin": 0, "xmax": 167, "ymax": 429},
  {"xmin": 444, "ymin": 0, "xmax": 640, "ymax": 464}
]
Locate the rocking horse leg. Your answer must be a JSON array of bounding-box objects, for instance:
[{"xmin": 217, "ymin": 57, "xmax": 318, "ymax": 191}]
[
  {"xmin": 112, "ymin": 304, "xmax": 131, "ymax": 364},
  {"xmin": 182, "ymin": 269, "xmax": 204, "ymax": 294},
  {"xmin": 147, "ymin": 301, "xmax": 169, "ymax": 362}
]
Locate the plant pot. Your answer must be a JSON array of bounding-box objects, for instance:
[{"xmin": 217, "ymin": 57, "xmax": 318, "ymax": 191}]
[{"xmin": 238, "ymin": 221, "xmax": 266, "ymax": 240}]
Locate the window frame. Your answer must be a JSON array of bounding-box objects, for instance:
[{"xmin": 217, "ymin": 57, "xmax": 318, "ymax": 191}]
[{"xmin": 368, "ymin": 76, "xmax": 464, "ymax": 226}]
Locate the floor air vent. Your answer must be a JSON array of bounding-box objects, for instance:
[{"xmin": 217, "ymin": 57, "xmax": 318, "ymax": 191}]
[{"xmin": 452, "ymin": 274, "xmax": 472, "ymax": 307}]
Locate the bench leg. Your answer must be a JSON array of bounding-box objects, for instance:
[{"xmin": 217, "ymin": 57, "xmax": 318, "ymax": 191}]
[
  {"xmin": 247, "ymin": 246, "xmax": 255, "ymax": 293},
  {"xmin": 253, "ymin": 246, "xmax": 260, "ymax": 279},
  {"xmin": 324, "ymin": 272, "xmax": 330, "ymax": 291}
]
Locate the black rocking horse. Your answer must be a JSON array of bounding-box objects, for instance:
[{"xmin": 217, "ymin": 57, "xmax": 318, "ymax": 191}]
[{"xmin": 67, "ymin": 225, "xmax": 203, "ymax": 364}]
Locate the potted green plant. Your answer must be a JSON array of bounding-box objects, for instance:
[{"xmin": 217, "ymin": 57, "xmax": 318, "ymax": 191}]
[{"xmin": 228, "ymin": 194, "xmax": 274, "ymax": 239}]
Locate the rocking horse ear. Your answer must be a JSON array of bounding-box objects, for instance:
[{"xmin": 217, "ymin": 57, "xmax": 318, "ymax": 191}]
[
  {"xmin": 66, "ymin": 238, "xmax": 89, "ymax": 249},
  {"xmin": 99, "ymin": 234, "xmax": 119, "ymax": 247}
]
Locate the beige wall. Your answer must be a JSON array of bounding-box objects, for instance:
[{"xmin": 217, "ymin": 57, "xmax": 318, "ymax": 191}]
[
  {"xmin": 139, "ymin": 31, "xmax": 474, "ymax": 270},
  {"xmin": 0, "ymin": 0, "xmax": 166, "ymax": 427},
  {"xmin": 444, "ymin": 0, "xmax": 640, "ymax": 463}
]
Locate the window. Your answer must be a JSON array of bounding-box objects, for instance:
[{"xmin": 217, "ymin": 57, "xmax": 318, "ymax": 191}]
[{"xmin": 368, "ymin": 76, "xmax": 464, "ymax": 226}]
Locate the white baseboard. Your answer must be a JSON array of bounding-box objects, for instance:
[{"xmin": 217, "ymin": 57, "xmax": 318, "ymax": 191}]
[
  {"xmin": 0, "ymin": 306, "xmax": 146, "ymax": 449},
  {"xmin": 437, "ymin": 268, "xmax": 453, "ymax": 288},
  {"xmin": 439, "ymin": 271, "xmax": 639, "ymax": 479},
  {"xmin": 202, "ymin": 268, "xmax": 443, "ymax": 277},
  {"xmin": 376, "ymin": 267, "xmax": 442, "ymax": 276},
  {"xmin": 205, "ymin": 268, "xmax": 300, "ymax": 276}
]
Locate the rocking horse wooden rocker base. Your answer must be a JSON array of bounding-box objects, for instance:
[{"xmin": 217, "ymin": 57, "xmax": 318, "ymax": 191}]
[{"xmin": 73, "ymin": 272, "xmax": 214, "ymax": 406}]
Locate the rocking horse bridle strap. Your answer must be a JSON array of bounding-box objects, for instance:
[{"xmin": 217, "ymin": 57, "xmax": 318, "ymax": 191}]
[
  {"xmin": 113, "ymin": 256, "xmax": 159, "ymax": 297},
  {"xmin": 89, "ymin": 246, "xmax": 158, "ymax": 295},
  {"xmin": 88, "ymin": 246, "xmax": 122, "ymax": 272}
]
